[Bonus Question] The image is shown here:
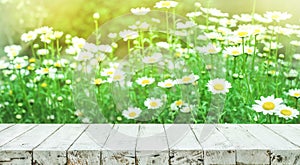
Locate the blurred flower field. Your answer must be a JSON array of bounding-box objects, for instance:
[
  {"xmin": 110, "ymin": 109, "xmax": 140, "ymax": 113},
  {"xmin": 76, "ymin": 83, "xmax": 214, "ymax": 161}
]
[{"xmin": 0, "ymin": 0, "xmax": 300, "ymax": 124}]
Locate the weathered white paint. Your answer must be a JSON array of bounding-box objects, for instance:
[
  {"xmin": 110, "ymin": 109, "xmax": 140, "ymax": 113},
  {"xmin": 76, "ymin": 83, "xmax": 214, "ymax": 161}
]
[
  {"xmin": 136, "ymin": 124, "xmax": 169, "ymax": 165},
  {"xmin": 33, "ymin": 124, "xmax": 88, "ymax": 165},
  {"xmin": 241, "ymin": 124, "xmax": 300, "ymax": 165},
  {"xmin": 164, "ymin": 124, "xmax": 203, "ymax": 165},
  {"xmin": 0, "ymin": 124, "xmax": 36, "ymax": 147},
  {"xmin": 0, "ymin": 124, "xmax": 299, "ymax": 165},
  {"xmin": 191, "ymin": 124, "xmax": 235, "ymax": 165},
  {"xmin": 217, "ymin": 124, "xmax": 270, "ymax": 165},
  {"xmin": 102, "ymin": 124, "xmax": 139, "ymax": 165},
  {"xmin": 68, "ymin": 124, "xmax": 113, "ymax": 165},
  {"xmin": 0, "ymin": 124, "xmax": 61, "ymax": 165},
  {"xmin": 0, "ymin": 124, "xmax": 14, "ymax": 132}
]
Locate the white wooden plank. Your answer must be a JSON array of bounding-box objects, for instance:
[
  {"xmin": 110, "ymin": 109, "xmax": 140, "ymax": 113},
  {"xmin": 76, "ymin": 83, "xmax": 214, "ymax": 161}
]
[
  {"xmin": 68, "ymin": 124, "xmax": 113, "ymax": 165},
  {"xmin": 33, "ymin": 124, "xmax": 88, "ymax": 165},
  {"xmin": 0, "ymin": 124, "xmax": 36, "ymax": 147},
  {"xmin": 289, "ymin": 124, "xmax": 300, "ymax": 131},
  {"xmin": 0, "ymin": 124, "xmax": 61, "ymax": 165},
  {"xmin": 136, "ymin": 124, "xmax": 169, "ymax": 165},
  {"xmin": 217, "ymin": 124, "xmax": 270, "ymax": 165},
  {"xmin": 0, "ymin": 124, "xmax": 14, "ymax": 132},
  {"xmin": 265, "ymin": 124, "xmax": 300, "ymax": 147},
  {"xmin": 164, "ymin": 124, "xmax": 203, "ymax": 165},
  {"xmin": 191, "ymin": 124, "xmax": 235, "ymax": 165},
  {"xmin": 102, "ymin": 124, "xmax": 139, "ymax": 165},
  {"xmin": 241, "ymin": 124, "xmax": 300, "ymax": 165}
]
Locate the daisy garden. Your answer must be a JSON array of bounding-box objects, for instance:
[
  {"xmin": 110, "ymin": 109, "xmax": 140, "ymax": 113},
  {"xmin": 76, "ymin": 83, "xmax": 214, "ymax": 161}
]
[{"xmin": 0, "ymin": 0, "xmax": 300, "ymax": 124}]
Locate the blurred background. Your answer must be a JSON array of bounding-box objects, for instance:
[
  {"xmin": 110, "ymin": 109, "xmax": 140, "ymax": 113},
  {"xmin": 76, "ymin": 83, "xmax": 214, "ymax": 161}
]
[{"xmin": 0, "ymin": 0, "xmax": 300, "ymax": 55}]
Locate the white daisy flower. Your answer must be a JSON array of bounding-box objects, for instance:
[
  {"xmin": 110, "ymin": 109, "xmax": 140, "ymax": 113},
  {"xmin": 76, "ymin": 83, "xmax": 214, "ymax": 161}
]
[
  {"xmin": 144, "ymin": 98, "xmax": 163, "ymax": 109},
  {"xmin": 293, "ymin": 54, "xmax": 300, "ymax": 61},
  {"xmin": 131, "ymin": 7, "xmax": 150, "ymax": 15},
  {"xmin": 158, "ymin": 79, "xmax": 176, "ymax": 88},
  {"xmin": 275, "ymin": 105, "xmax": 299, "ymax": 120},
  {"xmin": 170, "ymin": 100, "xmax": 184, "ymax": 111},
  {"xmin": 75, "ymin": 51, "xmax": 94, "ymax": 61},
  {"xmin": 142, "ymin": 53, "xmax": 162, "ymax": 64},
  {"xmin": 108, "ymin": 71, "xmax": 126, "ymax": 82},
  {"xmin": 177, "ymin": 74, "xmax": 199, "ymax": 84},
  {"xmin": 122, "ymin": 107, "xmax": 142, "ymax": 119},
  {"xmin": 176, "ymin": 21, "xmax": 196, "ymax": 29},
  {"xmin": 196, "ymin": 44, "xmax": 221, "ymax": 55},
  {"xmin": 35, "ymin": 26, "xmax": 53, "ymax": 34},
  {"xmin": 201, "ymin": 7, "xmax": 228, "ymax": 17},
  {"xmin": 186, "ymin": 11, "xmax": 202, "ymax": 18},
  {"xmin": 180, "ymin": 104, "xmax": 195, "ymax": 113},
  {"xmin": 136, "ymin": 77, "xmax": 155, "ymax": 87},
  {"xmin": 21, "ymin": 31, "xmax": 37, "ymax": 42},
  {"xmin": 92, "ymin": 78, "xmax": 106, "ymax": 86},
  {"xmin": 101, "ymin": 68, "xmax": 115, "ymax": 77},
  {"xmin": 4, "ymin": 45, "xmax": 22, "ymax": 58},
  {"xmin": 224, "ymin": 46, "xmax": 243, "ymax": 57},
  {"xmin": 119, "ymin": 30, "xmax": 139, "ymax": 41},
  {"xmin": 264, "ymin": 11, "xmax": 292, "ymax": 22},
  {"xmin": 35, "ymin": 67, "xmax": 57, "ymax": 75},
  {"xmin": 252, "ymin": 95, "xmax": 283, "ymax": 115},
  {"xmin": 36, "ymin": 49, "xmax": 49, "ymax": 56},
  {"xmin": 97, "ymin": 44, "xmax": 112, "ymax": 53},
  {"xmin": 232, "ymin": 14, "xmax": 252, "ymax": 22},
  {"xmin": 288, "ymin": 89, "xmax": 300, "ymax": 99},
  {"xmin": 154, "ymin": 1, "xmax": 178, "ymax": 9},
  {"xmin": 207, "ymin": 78, "xmax": 232, "ymax": 94},
  {"xmin": 72, "ymin": 37, "xmax": 86, "ymax": 49}
]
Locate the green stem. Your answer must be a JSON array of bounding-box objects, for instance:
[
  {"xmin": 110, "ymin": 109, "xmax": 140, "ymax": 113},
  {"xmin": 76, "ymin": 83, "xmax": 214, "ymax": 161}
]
[{"xmin": 251, "ymin": 35, "xmax": 257, "ymax": 71}]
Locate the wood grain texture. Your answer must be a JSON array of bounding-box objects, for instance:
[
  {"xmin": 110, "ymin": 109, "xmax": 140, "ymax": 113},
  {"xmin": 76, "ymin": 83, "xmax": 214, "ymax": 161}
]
[
  {"xmin": 241, "ymin": 124, "xmax": 300, "ymax": 165},
  {"xmin": 136, "ymin": 124, "xmax": 169, "ymax": 165},
  {"xmin": 102, "ymin": 124, "xmax": 139, "ymax": 165},
  {"xmin": 0, "ymin": 124, "xmax": 61, "ymax": 165},
  {"xmin": 0, "ymin": 124, "xmax": 300, "ymax": 165},
  {"xmin": 217, "ymin": 124, "xmax": 270, "ymax": 165},
  {"xmin": 191, "ymin": 124, "xmax": 235, "ymax": 165},
  {"xmin": 67, "ymin": 124, "xmax": 113, "ymax": 165},
  {"xmin": 0, "ymin": 124, "xmax": 36, "ymax": 147},
  {"xmin": 33, "ymin": 124, "xmax": 88, "ymax": 165},
  {"xmin": 164, "ymin": 124, "xmax": 203, "ymax": 165}
]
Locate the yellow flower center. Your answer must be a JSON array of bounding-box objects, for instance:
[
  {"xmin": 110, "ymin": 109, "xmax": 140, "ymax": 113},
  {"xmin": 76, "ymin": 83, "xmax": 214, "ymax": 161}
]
[
  {"xmin": 262, "ymin": 102, "xmax": 275, "ymax": 110},
  {"xmin": 182, "ymin": 77, "xmax": 192, "ymax": 83},
  {"xmin": 293, "ymin": 93, "xmax": 300, "ymax": 97},
  {"xmin": 43, "ymin": 68, "xmax": 49, "ymax": 73},
  {"xmin": 161, "ymin": 1, "xmax": 171, "ymax": 7},
  {"xmin": 164, "ymin": 83, "xmax": 173, "ymax": 87},
  {"xmin": 213, "ymin": 84, "xmax": 225, "ymax": 91},
  {"xmin": 208, "ymin": 48, "xmax": 216, "ymax": 53},
  {"xmin": 150, "ymin": 101, "xmax": 158, "ymax": 107},
  {"xmin": 41, "ymin": 83, "xmax": 47, "ymax": 88},
  {"xmin": 148, "ymin": 58, "xmax": 156, "ymax": 63},
  {"xmin": 280, "ymin": 109, "xmax": 292, "ymax": 116},
  {"xmin": 272, "ymin": 15, "xmax": 280, "ymax": 19},
  {"xmin": 232, "ymin": 50, "xmax": 240, "ymax": 55},
  {"xmin": 175, "ymin": 52, "xmax": 181, "ymax": 57},
  {"xmin": 238, "ymin": 31, "xmax": 248, "ymax": 37},
  {"xmin": 113, "ymin": 75, "xmax": 122, "ymax": 80},
  {"xmin": 106, "ymin": 71, "xmax": 114, "ymax": 75},
  {"xmin": 141, "ymin": 79, "xmax": 150, "ymax": 85},
  {"xmin": 128, "ymin": 112, "xmax": 137, "ymax": 118},
  {"xmin": 27, "ymin": 66, "xmax": 34, "ymax": 71},
  {"xmin": 29, "ymin": 58, "xmax": 36, "ymax": 63},
  {"xmin": 54, "ymin": 63, "xmax": 61, "ymax": 68},
  {"xmin": 94, "ymin": 79, "xmax": 102, "ymax": 85},
  {"xmin": 175, "ymin": 100, "xmax": 183, "ymax": 106},
  {"xmin": 15, "ymin": 64, "xmax": 22, "ymax": 69}
]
